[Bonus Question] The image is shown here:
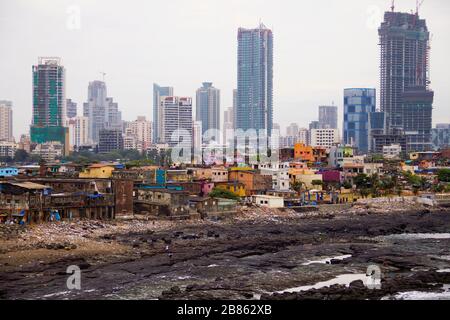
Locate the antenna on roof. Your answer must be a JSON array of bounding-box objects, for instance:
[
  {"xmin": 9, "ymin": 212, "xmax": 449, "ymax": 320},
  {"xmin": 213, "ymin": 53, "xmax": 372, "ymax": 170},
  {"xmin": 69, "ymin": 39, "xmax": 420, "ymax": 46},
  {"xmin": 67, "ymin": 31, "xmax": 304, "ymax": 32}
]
[
  {"xmin": 391, "ymin": 0, "xmax": 395, "ymax": 12},
  {"xmin": 416, "ymin": 0, "xmax": 425, "ymax": 16},
  {"xmin": 100, "ymin": 72, "xmax": 106, "ymax": 82}
]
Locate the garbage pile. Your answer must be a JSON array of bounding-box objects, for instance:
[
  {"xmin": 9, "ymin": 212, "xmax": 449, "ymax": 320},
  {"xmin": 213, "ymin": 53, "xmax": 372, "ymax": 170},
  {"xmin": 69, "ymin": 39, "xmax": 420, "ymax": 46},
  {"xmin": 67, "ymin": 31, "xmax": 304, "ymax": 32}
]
[
  {"xmin": 236, "ymin": 205, "xmax": 299, "ymax": 221},
  {"xmin": 346, "ymin": 197, "xmax": 428, "ymax": 215}
]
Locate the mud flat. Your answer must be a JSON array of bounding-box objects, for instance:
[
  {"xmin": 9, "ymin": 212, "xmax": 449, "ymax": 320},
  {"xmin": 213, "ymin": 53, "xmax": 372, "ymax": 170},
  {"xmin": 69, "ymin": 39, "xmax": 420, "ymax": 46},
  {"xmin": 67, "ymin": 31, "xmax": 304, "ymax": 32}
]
[{"xmin": 1, "ymin": 206, "xmax": 450, "ymax": 300}]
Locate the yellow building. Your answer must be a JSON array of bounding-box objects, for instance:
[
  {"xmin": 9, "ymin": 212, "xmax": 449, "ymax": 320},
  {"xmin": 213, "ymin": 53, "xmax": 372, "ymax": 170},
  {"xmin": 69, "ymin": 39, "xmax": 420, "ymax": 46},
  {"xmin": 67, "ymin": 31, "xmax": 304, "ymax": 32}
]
[
  {"xmin": 79, "ymin": 164, "xmax": 115, "ymax": 178},
  {"xmin": 215, "ymin": 182, "xmax": 246, "ymax": 197}
]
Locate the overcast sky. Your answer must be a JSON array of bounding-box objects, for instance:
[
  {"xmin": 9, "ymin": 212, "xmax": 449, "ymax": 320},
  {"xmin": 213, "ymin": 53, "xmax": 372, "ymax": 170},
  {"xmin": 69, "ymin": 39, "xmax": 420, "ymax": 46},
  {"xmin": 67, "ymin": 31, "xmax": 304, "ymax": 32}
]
[{"xmin": 1, "ymin": 0, "xmax": 449, "ymax": 139}]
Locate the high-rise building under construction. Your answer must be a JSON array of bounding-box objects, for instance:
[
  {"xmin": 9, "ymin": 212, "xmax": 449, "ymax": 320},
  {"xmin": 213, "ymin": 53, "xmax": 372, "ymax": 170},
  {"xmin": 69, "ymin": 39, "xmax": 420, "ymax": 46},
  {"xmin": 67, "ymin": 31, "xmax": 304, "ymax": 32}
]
[
  {"xmin": 30, "ymin": 57, "xmax": 69, "ymax": 155},
  {"xmin": 378, "ymin": 10, "xmax": 433, "ymax": 152}
]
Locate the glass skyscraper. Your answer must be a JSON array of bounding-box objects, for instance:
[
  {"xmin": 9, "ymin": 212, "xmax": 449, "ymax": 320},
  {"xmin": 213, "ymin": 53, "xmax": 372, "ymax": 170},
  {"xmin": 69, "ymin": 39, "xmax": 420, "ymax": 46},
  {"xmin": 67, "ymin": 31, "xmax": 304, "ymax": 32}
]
[
  {"xmin": 343, "ymin": 88, "xmax": 376, "ymax": 154},
  {"xmin": 196, "ymin": 82, "xmax": 220, "ymax": 139},
  {"xmin": 379, "ymin": 11, "xmax": 433, "ymax": 152},
  {"xmin": 83, "ymin": 80, "xmax": 122, "ymax": 143},
  {"xmin": 236, "ymin": 23, "xmax": 273, "ymax": 136}
]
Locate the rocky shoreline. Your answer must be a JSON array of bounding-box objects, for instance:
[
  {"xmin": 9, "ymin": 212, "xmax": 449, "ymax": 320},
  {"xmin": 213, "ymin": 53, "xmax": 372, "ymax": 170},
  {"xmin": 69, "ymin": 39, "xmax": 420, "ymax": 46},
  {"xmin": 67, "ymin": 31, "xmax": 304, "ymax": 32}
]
[{"xmin": 1, "ymin": 204, "xmax": 450, "ymax": 300}]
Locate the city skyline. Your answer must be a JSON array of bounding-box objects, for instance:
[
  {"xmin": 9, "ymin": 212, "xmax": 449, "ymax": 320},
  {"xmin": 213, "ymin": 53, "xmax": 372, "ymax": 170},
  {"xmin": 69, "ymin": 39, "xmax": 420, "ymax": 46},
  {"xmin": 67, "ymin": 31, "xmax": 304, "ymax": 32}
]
[{"xmin": 1, "ymin": 0, "xmax": 450, "ymax": 140}]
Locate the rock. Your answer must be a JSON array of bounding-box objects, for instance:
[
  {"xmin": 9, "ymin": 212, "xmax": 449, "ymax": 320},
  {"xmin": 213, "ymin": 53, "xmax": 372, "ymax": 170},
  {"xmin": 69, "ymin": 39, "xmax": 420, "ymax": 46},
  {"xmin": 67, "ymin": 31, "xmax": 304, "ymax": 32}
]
[
  {"xmin": 242, "ymin": 292, "xmax": 254, "ymax": 299},
  {"xmin": 329, "ymin": 259, "xmax": 342, "ymax": 265},
  {"xmin": 78, "ymin": 262, "xmax": 91, "ymax": 270},
  {"xmin": 185, "ymin": 284, "xmax": 198, "ymax": 292},
  {"xmin": 349, "ymin": 280, "xmax": 365, "ymax": 290},
  {"xmin": 170, "ymin": 286, "xmax": 181, "ymax": 294}
]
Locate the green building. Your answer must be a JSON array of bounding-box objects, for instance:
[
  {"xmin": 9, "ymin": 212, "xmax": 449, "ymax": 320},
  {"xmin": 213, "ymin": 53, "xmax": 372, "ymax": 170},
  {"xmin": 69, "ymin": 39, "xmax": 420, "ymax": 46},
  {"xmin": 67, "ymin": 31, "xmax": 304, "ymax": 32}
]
[{"xmin": 31, "ymin": 57, "xmax": 68, "ymax": 155}]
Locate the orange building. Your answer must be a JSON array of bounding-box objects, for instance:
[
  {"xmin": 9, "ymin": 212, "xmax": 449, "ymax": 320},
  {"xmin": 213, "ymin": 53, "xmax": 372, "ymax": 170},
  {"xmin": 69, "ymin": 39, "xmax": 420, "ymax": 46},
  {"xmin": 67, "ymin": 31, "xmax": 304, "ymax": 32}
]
[
  {"xmin": 294, "ymin": 143, "xmax": 314, "ymax": 162},
  {"xmin": 228, "ymin": 170, "xmax": 272, "ymax": 196}
]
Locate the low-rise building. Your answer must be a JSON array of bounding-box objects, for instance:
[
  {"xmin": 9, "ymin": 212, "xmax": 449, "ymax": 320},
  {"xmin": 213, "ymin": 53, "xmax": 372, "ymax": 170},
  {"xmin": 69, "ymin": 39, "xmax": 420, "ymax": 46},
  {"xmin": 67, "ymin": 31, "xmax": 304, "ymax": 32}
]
[
  {"xmin": 211, "ymin": 166, "xmax": 228, "ymax": 182},
  {"xmin": 0, "ymin": 181, "xmax": 116, "ymax": 223},
  {"xmin": 363, "ymin": 163, "xmax": 383, "ymax": 175},
  {"xmin": 79, "ymin": 164, "xmax": 116, "ymax": 179},
  {"xmin": 228, "ymin": 169, "xmax": 272, "ymax": 196},
  {"xmin": 215, "ymin": 181, "xmax": 246, "ymax": 197},
  {"xmin": 294, "ymin": 143, "xmax": 314, "ymax": 162},
  {"xmin": 31, "ymin": 142, "xmax": 64, "ymax": 162},
  {"xmin": 134, "ymin": 188, "xmax": 192, "ymax": 218},
  {"xmin": 0, "ymin": 167, "xmax": 18, "ymax": 177},
  {"xmin": 252, "ymin": 195, "xmax": 284, "ymax": 208},
  {"xmin": 383, "ymin": 144, "xmax": 402, "ymax": 160}
]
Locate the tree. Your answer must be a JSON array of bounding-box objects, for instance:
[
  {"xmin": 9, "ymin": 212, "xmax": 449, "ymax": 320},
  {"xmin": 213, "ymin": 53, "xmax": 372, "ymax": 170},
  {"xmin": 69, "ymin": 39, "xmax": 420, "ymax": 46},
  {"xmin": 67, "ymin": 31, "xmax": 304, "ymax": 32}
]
[
  {"xmin": 13, "ymin": 149, "xmax": 29, "ymax": 163},
  {"xmin": 209, "ymin": 188, "xmax": 239, "ymax": 200},
  {"xmin": 291, "ymin": 181, "xmax": 304, "ymax": 193},
  {"xmin": 437, "ymin": 169, "xmax": 450, "ymax": 183},
  {"xmin": 311, "ymin": 180, "xmax": 323, "ymax": 187},
  {"xmin": 354, "ymin": 174, "xmax": 370, "ymax": 189},
  {"xmin": 342, "ymin": 181, "xmax": 352, "ymax": 190}
]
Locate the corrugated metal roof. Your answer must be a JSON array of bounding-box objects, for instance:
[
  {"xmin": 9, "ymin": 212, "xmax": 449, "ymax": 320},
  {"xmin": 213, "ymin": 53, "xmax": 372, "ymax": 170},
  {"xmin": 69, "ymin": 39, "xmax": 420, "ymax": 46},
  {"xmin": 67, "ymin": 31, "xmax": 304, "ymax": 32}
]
[{"xmin": 8, "ymin": 182, "xmax": 51, "ymax": 190}]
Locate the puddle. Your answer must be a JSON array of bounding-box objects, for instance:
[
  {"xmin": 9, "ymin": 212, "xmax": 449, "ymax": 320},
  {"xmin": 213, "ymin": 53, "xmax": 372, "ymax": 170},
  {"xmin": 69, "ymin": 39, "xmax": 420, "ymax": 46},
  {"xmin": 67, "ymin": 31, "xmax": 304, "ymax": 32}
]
[
  {"xmin": 376, "ymin": 233, "xmax": 450, "ymax": 241},
  {"xmin": 302, "ymin": 254, "xmax": 352, "ymax": 266},
  {"xmin": 276, "ymin": 273, "xmax": 371, "ymax": 294},
  {"xmin": 437, "ymin": 269, "xmax": 450, "ymax": 273},
  {"xmin": 42, "ymin": 290, "xmax": 71, "ymax": 298},
  {"xmin": 385, "ymin": 285, "xmax": 450, "ymax": 300}
]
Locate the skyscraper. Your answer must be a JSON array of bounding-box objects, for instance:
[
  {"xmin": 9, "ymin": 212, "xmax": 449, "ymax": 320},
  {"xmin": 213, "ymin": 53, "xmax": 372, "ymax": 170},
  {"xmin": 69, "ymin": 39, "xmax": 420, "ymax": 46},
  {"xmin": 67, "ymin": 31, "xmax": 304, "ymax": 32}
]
[
  {"xmin": 160, "ymin": 96, "xmax": 193, "ymax": 147},
  {"xmin": 30, "ymin": 57, "xmax": 69, "ymax": 154},
  {"xmin": 232, "ymin": 88, "xmax": 237, "ymax": 126},
  {"xmin": 343, "ymin": 88, "xmax": 376, "ymax": 153},
  {"xmin": 379, "ymin": 10, "xmax": 433, "ymax": 152},
  {"xmin": 66, "ymin": 99, "xmax": 77, "ymax": 118},
  {"xmin": 0, "ymin": 100, "xmax": 13, "ymax": 142},
  {"xmin": 124, "ymin": 116, "xmax": 152, "ymax": 152},
  {"xmin": 223, "ymin": 106, "xmax": 234, "ymax": 145},
  {"xmin": 83, "ymin": 80, "xmax": 122, "ymax": 143},
  {"xmin": 236, "ymin": 23, "xmax": 273, "ymax": 136},
  {"xmin": 98, "ymin": 129, "xmax": 123, "ymax": 153},
  {"xmin": 153, "ymin": 83, "xmax": 174, "ymax": 143},
  {"xmin": 432, "ymin": 124, "xmax": 450, "ymax": 150},
  {"xmin": 196, "ymin": 82, "xmax": 220, "ymax": 139},
  {"xmin": 192, "ymin": 120, "xmax": 203, "ymax": 162},
  {"xmin": 286, "ymin": 123, "xmax": 299, "ymax": 137},
  {"xmin": 66, "ymin": 116, "xmax": 90, "ymax": 150},
  {"xmin": 318, "ymin": 105, "xmax": 338, "ymax": 129}
]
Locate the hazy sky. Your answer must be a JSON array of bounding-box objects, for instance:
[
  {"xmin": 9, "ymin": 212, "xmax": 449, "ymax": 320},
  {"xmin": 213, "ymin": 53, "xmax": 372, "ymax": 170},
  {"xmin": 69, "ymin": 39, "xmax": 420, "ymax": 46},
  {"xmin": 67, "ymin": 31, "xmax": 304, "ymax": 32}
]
[{"xmin": 1, "ymin": 0, "xmax": 450, "ymax": 139}]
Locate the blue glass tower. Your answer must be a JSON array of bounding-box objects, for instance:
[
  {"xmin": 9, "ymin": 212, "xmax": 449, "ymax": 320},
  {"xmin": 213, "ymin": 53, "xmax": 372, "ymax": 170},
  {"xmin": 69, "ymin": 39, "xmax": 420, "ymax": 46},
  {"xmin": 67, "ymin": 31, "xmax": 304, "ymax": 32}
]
[
  {"xmin": 236, "ymin": 23, "xmax": 273, "ymax": 136},
  {"xmin": 343, "ymin": 88, "xmax": 376, "ymax": 153}
]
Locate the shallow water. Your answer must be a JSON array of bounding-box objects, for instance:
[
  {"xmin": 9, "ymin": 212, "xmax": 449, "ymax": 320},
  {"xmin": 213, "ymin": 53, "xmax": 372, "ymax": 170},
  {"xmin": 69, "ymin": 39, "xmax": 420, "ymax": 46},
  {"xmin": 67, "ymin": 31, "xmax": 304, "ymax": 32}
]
[
  {"xmin": 301, "ymin": 254, "xmax": 352, "ymax": 266},
  {"xmin": 276, "ymin": 273, "xmax": 370, "ymax": 294},
  {"xmin": 376, "ymin": 233, "xmax": 450, "ymax": 241}
]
